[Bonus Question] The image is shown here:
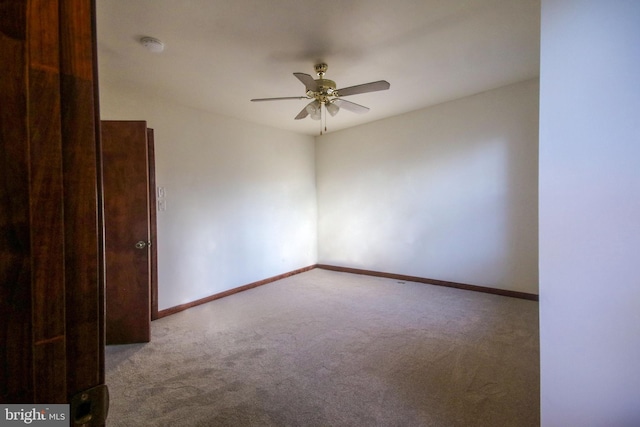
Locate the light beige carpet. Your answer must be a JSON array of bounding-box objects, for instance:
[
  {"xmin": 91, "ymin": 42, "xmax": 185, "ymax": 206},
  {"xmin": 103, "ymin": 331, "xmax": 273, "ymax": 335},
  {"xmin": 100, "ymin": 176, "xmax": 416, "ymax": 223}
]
[{"xmin": 105, "ymin": 268, "xmax": 539, "ymax": 426}]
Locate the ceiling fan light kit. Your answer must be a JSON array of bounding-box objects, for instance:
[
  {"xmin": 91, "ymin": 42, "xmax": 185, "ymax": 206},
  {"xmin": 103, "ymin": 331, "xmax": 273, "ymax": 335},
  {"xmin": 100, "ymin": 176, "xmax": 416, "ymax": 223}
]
[
  {"xmin": 325, "ymin": 102, "xmax": 339, "ymax": 117},
  {"xmin": 305, "ymin": 100, "xmax": 322, "ymax": 120},
  {"xmin": 250, "ymin": 63, "xmax": 390, "ymax": 132}
]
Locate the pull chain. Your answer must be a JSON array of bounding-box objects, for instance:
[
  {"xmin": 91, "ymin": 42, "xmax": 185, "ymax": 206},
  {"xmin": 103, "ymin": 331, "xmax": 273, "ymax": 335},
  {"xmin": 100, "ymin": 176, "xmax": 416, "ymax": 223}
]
[{"xmin": 318, "ymin": 103, "xmax": 329, "ymax": 136}]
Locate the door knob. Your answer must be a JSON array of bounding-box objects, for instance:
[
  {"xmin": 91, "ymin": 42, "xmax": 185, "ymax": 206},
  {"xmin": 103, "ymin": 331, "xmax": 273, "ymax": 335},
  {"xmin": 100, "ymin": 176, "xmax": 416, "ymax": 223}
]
[{"xmin": 135, "ymin": 241, "xmax": 147, "ymax": 249}]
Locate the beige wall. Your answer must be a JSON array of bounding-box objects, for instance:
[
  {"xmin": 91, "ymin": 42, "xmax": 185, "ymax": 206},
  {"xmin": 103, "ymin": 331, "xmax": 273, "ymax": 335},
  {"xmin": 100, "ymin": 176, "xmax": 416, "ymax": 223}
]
[
  {"xmin": 100, "ymin": 77, "xmax": 539, "ymax": 308},
  {"xmin": 99, "ymin": 83, "xmax": 318, "ymax": 310},
  {"xmin": 316, "ymin": 79, "xmax": 539, "ymax": 294}
]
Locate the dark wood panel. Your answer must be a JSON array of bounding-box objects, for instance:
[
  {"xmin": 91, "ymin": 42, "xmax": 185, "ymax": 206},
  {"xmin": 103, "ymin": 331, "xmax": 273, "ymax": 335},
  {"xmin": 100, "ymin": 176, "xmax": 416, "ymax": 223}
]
[
  {"xmin": 1, "ymin": 0, "xmax": 104, "ymax": 410},
  {"xmin": 27, "ymin": 0, "xmax": 59, "ymax": 70},
  {"xmin": 0, "ymin": 3, "xmax": 26, "ymax": 40},
  {"xmin": 28, "ymin": 64, "xmax": 67, "ymax": 402},
  {"xmin": 61, "ymin": 74, "xmax": 103, "ymax": 396},
  {"xmin": 33, "ymin": 338, "xmax": 66, "ymax": 404},
  {"xmin": 0, "ymin": 0, "xmax": 33, "ymax": 404},
  {"xmin": 28, "ymin": 66, "xmax": 65, "ymax": 346},
  {"xmin": 59, "ymin": 0, "xmax": 104, "ymax": 397},
  {"xmin": 59, "ymin": 0, "xmax": 94, "ymax": 81}
]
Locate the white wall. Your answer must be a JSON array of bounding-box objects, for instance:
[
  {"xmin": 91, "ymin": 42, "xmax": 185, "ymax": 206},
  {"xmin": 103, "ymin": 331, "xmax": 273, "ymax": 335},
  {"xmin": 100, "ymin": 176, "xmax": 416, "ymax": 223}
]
[
  {"xmin": 100, "ymin": 76, "xmax": 539, "ymax": 307},
  {"xmin": 99, "ymin": 83, "xmax": 317, "ymax": 310},
  {"xmin": 316, "ymin": 79, "xmax": 539, "ymax": 294},
  {"xmin": 539, "ymin": 1, "xmax": 640, "ymax": 425}
]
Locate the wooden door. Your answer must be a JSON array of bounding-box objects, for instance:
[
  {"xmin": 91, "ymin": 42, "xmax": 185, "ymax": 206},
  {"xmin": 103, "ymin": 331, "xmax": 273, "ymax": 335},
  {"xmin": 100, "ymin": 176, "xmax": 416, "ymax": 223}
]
[
  {"xmin": 1, "ymin": 0, "xmax": 108, "ymax": 423},
  {"xmin": 102, "ymin": 121, "xmax": 151, "ymax": 344}
]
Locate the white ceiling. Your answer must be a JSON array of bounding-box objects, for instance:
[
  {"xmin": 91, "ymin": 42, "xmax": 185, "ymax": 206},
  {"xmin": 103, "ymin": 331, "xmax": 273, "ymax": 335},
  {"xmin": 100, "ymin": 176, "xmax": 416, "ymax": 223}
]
[{"xmin": 96, "ymin": 0, "xmax": 540, "ymax": 136}]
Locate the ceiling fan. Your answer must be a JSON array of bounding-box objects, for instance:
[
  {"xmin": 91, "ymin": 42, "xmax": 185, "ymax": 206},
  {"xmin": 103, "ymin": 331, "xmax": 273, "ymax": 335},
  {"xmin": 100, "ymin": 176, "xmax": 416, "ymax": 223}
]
[{"xmin": 251, "ymin": 63, "xmax": 390, "ymax": 121}]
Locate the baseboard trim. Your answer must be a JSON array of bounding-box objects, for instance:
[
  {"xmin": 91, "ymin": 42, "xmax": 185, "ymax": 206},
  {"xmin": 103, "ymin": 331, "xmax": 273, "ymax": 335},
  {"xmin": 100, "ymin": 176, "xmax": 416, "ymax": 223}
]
[
  {"xmin": 157, "ymin": 265, "xmax": 317, "ymax": 318},
  {"xmin": 316, "ymin": 264, "xmax": 539, "ymax": 301},
  {"xmin": 158, "ymin": 263, "xmax": 537, "ymax": 318}
]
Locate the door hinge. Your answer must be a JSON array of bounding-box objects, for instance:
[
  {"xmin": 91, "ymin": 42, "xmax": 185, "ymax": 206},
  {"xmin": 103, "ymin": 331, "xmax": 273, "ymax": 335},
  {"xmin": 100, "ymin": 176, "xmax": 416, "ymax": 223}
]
[{"xmin": 70, "ymin": 384, "xmax": 109, "ymax": 426}]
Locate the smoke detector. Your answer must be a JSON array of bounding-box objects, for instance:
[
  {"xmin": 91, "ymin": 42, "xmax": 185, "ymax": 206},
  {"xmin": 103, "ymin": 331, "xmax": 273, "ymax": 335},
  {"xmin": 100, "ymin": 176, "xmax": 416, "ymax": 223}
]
[{"xmin": 140, "ymin": 36, "xmax": 164, "ymax": 53}]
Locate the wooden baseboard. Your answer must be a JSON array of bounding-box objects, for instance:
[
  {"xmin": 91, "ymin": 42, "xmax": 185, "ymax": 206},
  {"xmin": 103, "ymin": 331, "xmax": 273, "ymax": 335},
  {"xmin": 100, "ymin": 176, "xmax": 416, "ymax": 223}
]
[
  {"xmin": 316, "ymin": 264, "xmax": 539, "ymax": 301},
  {"xmin": 157, "ymin": 265, "xmax": 317, "ymax": 318},
  {"xmin": 158, "ymin": 263, "xmax": 537, "ymax": 319}
]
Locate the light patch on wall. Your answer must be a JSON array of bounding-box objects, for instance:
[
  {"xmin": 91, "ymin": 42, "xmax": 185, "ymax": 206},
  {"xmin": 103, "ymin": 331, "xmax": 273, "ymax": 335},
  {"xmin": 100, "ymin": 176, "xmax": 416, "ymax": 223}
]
[{"xmin": 316, "ymin": 79, "xmax": 539, "ymax": 293}]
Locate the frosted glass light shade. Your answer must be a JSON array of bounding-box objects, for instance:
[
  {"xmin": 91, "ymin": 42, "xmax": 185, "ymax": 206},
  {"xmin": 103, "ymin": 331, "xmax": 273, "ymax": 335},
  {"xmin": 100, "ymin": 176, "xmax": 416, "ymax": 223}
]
[
  {"xmin": 326, "ymin": 102, "xmax": 339, "ymax": 116},
  {"xmin": 306, "ymin": 100, "xmax": 321, "ymax": 120}
]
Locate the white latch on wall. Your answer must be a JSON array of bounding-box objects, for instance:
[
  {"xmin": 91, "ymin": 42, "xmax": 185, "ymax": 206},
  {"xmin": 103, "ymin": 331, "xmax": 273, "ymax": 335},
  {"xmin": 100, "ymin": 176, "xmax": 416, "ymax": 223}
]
[{"xmin": 157, "ymin": 186, "xmax": 166, "ymax": 211}]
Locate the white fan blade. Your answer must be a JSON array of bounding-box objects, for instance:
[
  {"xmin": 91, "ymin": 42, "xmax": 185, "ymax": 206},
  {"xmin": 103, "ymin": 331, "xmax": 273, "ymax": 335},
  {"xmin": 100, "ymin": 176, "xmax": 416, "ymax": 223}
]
[
  {"xmin": 294, "ymin": 107, "xmax": 309, "ymax": 120},
  {"xmin": 295, "ymin": 101, "xmax": 312, "ymax": 120},
  {"xmin": 294, "ymin": 73, "xmax": 318, "ymax": 92},
  {"xmin": 251, "ymin": 96, "xmax": 308, "ymax": 102},
  {"xmin": 333, "ymin": 98, "xmax": 370, "ymax": 114},
  {"xmin": 336, "ymin": 80, "xmax": 390, "ymax": 97},
  {"xmin": 295, "ymin": 100, "xmax": 321, "ymax": 120}
]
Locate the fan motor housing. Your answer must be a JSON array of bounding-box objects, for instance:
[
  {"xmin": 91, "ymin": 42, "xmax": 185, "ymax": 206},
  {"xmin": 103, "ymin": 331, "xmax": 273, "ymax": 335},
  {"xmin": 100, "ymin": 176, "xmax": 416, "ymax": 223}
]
[
  {"xmin": 315, "ymin": 78, "xmax": 336, "ymax": 97},
  {"xmin": 311, "ymin": 79, "xmax": 336, "ymax": 103}
]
